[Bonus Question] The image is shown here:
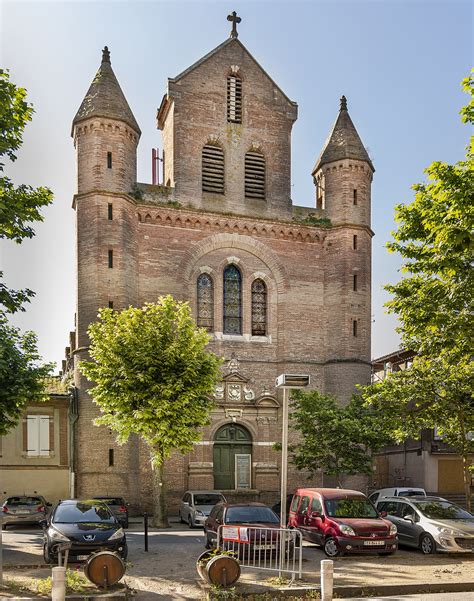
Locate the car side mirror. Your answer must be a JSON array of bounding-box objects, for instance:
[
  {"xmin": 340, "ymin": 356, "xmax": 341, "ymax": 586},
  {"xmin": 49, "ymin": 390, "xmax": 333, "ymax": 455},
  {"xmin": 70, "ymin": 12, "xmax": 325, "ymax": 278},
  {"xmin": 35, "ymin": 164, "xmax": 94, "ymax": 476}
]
[
  {"xmin": 380, "ymin": 511, "xmax": 388, "ymax": 518},
  {"xmin": 403, "ymin": 515, "xmax": 414, "ymax": 523},
  {"xmin": 311, "ymin": 511, "xmax": 321, "ymax": 518},
  {"xmin": 182, "ymin": 501, "xmax": 189, "ymax": 506}
]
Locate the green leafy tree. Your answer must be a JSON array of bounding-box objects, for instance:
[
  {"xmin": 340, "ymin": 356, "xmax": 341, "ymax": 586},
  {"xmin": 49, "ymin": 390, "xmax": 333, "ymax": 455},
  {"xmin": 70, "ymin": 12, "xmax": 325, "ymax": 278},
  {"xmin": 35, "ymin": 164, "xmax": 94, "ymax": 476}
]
[
  {"xmin": 0, "ymin": 68, "xmax": 53, "ymax": 313},
  {"xmin": 0, "ymin": 69, "xmax": 54, "ymax": 437},
  {"xmin": 80, "ymin": 296, "xmax": 223, "ymax": 527},
  {"xmin": 363, "ymin": 73, "xmax": 474, "ymax": 507},
  {"xmin": 0, "ymin": 316, "xmax": 53, "ymax": 435},
  {"xmin": 285, "ymin": 390, "xmax": 391, "ymax": 487}
]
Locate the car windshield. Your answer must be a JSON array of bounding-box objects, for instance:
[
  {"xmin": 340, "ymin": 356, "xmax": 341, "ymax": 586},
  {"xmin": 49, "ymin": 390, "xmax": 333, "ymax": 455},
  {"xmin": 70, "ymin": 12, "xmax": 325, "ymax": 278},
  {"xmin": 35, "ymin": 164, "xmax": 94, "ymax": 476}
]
[
  {"xmin": 414, "ymin": 500, "xmax": 474, "ymax": 520},
  {"xmin": 398, "ymin": 490, "xmax": 425, "ymax": 497},
  {"xmin": 325, "ymin": 498, "xmax": 379, "ymax": 518},
  {"xmin": 94, "ymin": 498, "xmax": 124, "ymax": 505},
  {"xmin": 6, "ymin": 497, "xmax": 42, "ymax": 506},
  {"xmin": 54, "ymin": 503, "xmax": 115, "ymax": 524},
  {"xmin": 194, "ymin": 494, "xmax": 224, "ymax": 506},
  {"xmin": 226, "ymin": 506, "xmax": 279, "ymax": 524}
]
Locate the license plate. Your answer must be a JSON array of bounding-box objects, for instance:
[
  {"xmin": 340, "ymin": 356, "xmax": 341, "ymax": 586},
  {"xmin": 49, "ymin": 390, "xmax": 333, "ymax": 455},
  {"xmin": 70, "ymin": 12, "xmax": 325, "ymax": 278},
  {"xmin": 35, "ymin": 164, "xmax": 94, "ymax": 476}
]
[
  {"xmin": 77, "ymin": 555, "xmax": 89, "ymax": 560},
  {"xmin": 254, "ymin": 544, "xmax": 276, "ymax": 550},
  {"xmin": 363, "ymin": 540, "xmax": 385, "ymax": 546}
]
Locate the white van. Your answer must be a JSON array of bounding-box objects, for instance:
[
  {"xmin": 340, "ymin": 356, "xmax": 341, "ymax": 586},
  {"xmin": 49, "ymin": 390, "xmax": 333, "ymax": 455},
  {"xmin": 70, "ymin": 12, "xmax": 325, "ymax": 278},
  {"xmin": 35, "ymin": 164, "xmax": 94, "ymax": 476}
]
[{"xmin": 369, "ymin": 487, "xmax": 426, "ymax": 504}]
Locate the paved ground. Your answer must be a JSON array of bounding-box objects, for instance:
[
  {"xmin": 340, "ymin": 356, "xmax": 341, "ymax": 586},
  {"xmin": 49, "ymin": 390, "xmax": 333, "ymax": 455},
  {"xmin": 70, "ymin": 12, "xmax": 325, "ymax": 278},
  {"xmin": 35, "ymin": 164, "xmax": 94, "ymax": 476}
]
[
  {"xmin": 345, "ymin": 595, "xmax": 474, "ymax": 600},
  {"xmin": 2, "ymin": 520, "xmax": 474, "ymax": 599}
]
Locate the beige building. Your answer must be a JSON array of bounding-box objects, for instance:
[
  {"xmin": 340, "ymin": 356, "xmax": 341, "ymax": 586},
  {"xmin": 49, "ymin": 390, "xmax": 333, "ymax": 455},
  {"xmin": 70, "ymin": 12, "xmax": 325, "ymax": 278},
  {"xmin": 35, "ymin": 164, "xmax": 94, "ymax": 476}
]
[
  {"xmin": 372, "ymin": 350, "xmax": 473, "ymax": 508},
  {"xmin": 0, "ymin": 378, "xmax": 73, "ymax": 504},
  {"xmin": 71, "ymin": 16, "xmax": 374, "ymax": 512}
]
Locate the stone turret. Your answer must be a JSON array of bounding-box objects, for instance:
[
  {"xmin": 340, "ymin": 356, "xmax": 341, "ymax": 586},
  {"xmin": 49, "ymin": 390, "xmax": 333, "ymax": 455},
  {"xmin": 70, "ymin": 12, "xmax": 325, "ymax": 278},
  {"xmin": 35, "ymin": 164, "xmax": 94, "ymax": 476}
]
[
  {"xmin": 72, "ymin": 46, "xmax": 141, "ymax": 195},
  {"xmin": 312, "ymin": 96, "xmax": 373, "ymax": 227}
]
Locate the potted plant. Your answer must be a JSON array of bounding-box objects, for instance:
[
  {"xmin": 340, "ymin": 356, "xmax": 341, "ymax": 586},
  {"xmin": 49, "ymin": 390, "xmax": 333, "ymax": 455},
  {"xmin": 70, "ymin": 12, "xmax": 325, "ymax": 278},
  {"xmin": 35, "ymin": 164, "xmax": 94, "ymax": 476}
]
[{"xmin": 196, "ymin": 548, "xmax": 240, "ymax": 586}]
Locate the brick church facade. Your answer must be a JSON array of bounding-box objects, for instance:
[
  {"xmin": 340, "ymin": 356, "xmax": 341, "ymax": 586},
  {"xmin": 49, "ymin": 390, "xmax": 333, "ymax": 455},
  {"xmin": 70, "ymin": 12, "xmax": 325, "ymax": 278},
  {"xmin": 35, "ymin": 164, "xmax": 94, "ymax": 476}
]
[{"xmin": 71, "ymin": 18, "xmax": 374, "ymax": 512}]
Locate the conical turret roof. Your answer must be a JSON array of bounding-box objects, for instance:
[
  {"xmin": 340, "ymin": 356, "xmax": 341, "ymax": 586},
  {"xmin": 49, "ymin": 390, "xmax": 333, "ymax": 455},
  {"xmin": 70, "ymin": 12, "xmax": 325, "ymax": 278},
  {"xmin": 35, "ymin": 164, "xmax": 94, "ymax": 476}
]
[
  {"xmin": 72, "ymin": 47, "xmax": 141, "ymax": 136},
  {"xmin": 312, "ymin": 96, "xmax": 373, "ymax": 173}
]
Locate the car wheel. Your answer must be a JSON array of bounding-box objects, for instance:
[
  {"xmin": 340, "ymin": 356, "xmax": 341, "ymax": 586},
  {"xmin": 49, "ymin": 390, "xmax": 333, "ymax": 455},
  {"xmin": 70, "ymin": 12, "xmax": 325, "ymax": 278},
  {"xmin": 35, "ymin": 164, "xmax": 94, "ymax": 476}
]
[
  {"xmin": 188, "ymin": 515, "xmax": 194, "ymax": 528},
  {"xmin": 43, "ymin": 545, "xmax": 53, "ymax": 565},
  {"xmin": 323, "ymin": 537, "xmax": 341, "ymax": 558},
  {"xmin": 419, "ymin": 532, "xmax": 436, "ymax": 555}
]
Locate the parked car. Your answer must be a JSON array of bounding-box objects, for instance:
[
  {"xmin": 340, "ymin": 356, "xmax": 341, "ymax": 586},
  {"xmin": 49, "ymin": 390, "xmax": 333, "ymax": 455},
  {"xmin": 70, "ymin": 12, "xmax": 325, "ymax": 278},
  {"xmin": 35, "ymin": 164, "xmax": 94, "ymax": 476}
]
[
  {"xmin": 204, "ymin": 502, "xmax": 281, "ymax": 553},
  {"xmin": 179, "ymin": 490, "xmax": 226, "ymax": 528},
  {"xmin": 376, "ymin": 495, "xmax": 474, "ymax": 554},
  {"xmin": 2, "ymin": 495, "xmax": 51, "ymax": 530},
  {"xmin": 91, "ymin": 496, "xmax": 129, "ymax": 528},
  {"xmin": 43, "ymin": 499, "xmax": 127, "ymax": 564},
  {"xmin": 271, "ymin": 494, "xmax": 293, "ymax": 518},
  {"xmin": 288, "ymin": 488, "xmax": 398, "ymax": 557},
  {"xmin": 369, "ymin": 487, "xmax": 426, "ymax": 504}
]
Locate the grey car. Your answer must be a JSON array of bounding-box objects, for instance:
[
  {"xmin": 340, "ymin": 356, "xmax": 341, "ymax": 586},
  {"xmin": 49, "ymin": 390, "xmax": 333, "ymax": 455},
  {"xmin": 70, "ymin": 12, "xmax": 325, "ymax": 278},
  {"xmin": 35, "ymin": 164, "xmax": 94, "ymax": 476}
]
[
  {"xmin": 376, "ymin": 495, "xmax": 474, "ymax": 554},
  {"xmin": 2, "ymin": 495, "xmax": 51, "ymax": 530},
  {"xmin": 179, "ymin": 491, "xmax": 226, "ymax": 528}
]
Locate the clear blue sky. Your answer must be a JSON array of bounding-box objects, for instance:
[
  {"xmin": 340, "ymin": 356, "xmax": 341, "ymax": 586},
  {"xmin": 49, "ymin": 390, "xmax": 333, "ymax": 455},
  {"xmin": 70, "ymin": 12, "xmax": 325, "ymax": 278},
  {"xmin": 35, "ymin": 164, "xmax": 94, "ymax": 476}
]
[{"xmin": 1, "ymin": 0, "xmax": 472, "ymax": 370}]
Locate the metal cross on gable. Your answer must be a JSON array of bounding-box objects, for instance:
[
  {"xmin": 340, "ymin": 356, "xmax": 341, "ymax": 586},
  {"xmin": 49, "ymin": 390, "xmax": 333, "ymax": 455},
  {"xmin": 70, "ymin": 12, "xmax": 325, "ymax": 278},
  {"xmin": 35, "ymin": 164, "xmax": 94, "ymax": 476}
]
[{"xmin": 227, "ymin": 11, "xmax": 241, "ymax": 38}]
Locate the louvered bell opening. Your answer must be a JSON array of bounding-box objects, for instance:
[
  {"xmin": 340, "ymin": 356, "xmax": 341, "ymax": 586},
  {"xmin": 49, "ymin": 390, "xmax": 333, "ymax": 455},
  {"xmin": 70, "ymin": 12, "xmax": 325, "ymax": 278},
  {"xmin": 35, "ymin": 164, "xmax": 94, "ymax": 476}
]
[
  {"xmin": 202, "ymin": 145, "xmax": 224, "ymax": 194},
  {"xmin": 245, "ymin": 152, "xmax": 265, "ymax": 199},
  {"xmin": 227, "ymin": 76, "xmax": 242, "ymax": 123}
]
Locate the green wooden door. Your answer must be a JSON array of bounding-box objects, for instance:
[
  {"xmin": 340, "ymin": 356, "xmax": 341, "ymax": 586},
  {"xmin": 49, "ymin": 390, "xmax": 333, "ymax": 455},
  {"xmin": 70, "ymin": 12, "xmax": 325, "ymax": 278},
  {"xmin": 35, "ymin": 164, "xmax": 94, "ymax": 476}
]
[{"xmin": 213, "ymin": 424, "xmax": 252, "ymax": 489}]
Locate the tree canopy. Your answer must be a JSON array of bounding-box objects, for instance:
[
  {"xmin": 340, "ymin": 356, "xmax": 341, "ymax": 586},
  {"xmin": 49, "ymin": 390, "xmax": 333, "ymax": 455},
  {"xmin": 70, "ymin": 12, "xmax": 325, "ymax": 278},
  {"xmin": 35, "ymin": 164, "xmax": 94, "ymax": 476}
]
[
  {"xmin": 363, "ymin": 72, "xmax": 474, "ymax": 507},
  {"xmin": 80, "ymin": 296, "xmax": 223, "ymax": 526},
  {"xmin": 285, "ymin": 390, "xmax": 391, "ymax": 488}
]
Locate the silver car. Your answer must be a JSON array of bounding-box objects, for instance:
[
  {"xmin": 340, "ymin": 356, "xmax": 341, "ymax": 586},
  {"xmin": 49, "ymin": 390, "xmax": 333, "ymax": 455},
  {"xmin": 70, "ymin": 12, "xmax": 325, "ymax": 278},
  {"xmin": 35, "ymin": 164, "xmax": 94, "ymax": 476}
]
[
  {"xmin": 179, "ymin": 490, "xmax": 226, "ymax": 528},
  {"xmin": 2, "ymin": 495, "xmax": 51, "ymax": 530},
  {"xmin": 376, "ymin": 495, "xmax": 474, "ymax": 554}
]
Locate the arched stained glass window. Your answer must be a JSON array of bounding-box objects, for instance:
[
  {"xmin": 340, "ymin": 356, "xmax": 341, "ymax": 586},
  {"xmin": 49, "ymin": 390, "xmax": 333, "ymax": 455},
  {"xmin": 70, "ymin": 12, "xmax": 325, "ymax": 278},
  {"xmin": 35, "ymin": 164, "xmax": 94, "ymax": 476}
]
[
  {"xmin": 251, "ymin": 279, "xmax": 267, "ymax": 336},
  {"xmin": 197, "ymin": 273, "xmax": 214, "ymax": 332},
  {"xmin": 223, "ymin": 265, "xmax": 242, "ymax": 334}
]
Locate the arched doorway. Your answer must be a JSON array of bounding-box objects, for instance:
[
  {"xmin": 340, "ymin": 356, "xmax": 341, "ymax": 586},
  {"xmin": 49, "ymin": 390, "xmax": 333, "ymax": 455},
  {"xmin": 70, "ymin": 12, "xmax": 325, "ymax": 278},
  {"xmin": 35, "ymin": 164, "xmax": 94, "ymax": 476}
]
[{"xmin": 213, "ymin": 424, "xmax": 252, "ymax": 490}]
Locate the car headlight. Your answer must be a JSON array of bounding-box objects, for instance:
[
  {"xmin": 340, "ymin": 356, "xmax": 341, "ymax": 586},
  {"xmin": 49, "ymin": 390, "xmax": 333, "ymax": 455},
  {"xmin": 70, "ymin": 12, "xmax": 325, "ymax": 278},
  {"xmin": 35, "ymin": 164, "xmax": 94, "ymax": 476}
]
[
  {"xmin": 389, "ymin": 523, "xmax": 397, "ymax": 536},
  {"xmin": 339, "ymin": 525, "xmax": 356, "ymax": 536},
  {"xmin": 108, "ymin": 528, "xmax": 124, "ymax": 541},
  {"xmin": 195, "ymin": 510, "xmax": 204, "ymax": 516},
  {"xmin": 47, "ymin": 526, "xmax": 69, "ymax": 542},
  {"xmin": 439, "ymin": 527, "xmax": 463, "ymax": 537}
]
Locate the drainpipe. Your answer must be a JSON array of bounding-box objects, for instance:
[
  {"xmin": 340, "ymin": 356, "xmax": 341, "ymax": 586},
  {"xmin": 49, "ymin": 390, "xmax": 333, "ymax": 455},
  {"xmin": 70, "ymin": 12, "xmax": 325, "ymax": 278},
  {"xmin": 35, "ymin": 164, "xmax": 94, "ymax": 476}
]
[{"xmin": 69, "ymin": 386, "xmax": 79, "ymax": 498}]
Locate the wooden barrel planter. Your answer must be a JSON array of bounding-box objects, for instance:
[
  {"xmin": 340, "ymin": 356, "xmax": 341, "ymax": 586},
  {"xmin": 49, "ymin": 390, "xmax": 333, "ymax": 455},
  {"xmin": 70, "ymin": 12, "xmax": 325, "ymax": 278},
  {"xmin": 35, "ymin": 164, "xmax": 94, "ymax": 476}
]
[
  {"xmin": 84, "ymin": 551, "xmax": 126, "ymax": 589},
  {"xmin": 205, "ymin": 554, "xmax": 240, "ymax": 587},
  {"xmin": 196, "ymin": 550, "xmax": 214, "ymax": 583}
]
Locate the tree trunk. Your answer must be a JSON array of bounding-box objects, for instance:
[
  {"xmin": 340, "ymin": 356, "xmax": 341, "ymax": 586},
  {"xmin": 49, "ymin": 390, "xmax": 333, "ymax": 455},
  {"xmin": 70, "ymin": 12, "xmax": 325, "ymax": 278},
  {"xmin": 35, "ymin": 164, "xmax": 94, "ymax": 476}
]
[
  {"xmin": 457, "ymin": 408, "xmax": 472, "ymax": 511},
  {"xmin": 150, "ymin": 446, "xmax": 169, "ymax": 528}
]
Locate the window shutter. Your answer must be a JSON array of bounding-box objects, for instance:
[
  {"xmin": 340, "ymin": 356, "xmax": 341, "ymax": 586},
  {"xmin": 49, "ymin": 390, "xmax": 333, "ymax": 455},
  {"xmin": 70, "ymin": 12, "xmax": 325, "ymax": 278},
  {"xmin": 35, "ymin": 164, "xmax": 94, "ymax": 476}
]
[
  {"xmin": 27, "ymin": 416, "xmax": 39, "ymax": 456},
  {"xmin": 227, "ymin": 75, "xmax": 242, "ymax": 123},
  {"xmin": 202, "ymin": 145, "xmax": 225, "ymax": 194},
  {"xmin": 39, "ymin": 416, "xmax": 50, "ymax": 456},
  {"xmin": 245, "ymin": 151, "xmax": 265, "ymax": 199}
]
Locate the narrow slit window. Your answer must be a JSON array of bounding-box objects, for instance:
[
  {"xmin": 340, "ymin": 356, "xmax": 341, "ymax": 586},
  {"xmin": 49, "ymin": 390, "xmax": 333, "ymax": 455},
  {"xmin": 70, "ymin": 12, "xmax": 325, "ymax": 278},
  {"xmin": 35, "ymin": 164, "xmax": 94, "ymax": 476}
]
[
  {"xmin": 353, "ymin": 274, "xmax": 358, "ymax": 291},
  {"xmin": 223, "ymin": 265, "xmax": 242, "ymax": 334},
  {"xmin": 245, "ymin": 151, "xmax": 265, "ymax": 200},
  {"xmin": 197, "ymin": 273, "xmax": 214, "ymax": 332},
  {"xmin": 353, "ymin": 189, "xmax": 357, "ymax": 205},
  {"xmin": 108, "ymin": 448, "xmax": 114, "ymax": 467},
  {"xmin": 353, "ymin": 320, "xmax": 358, "ymax": 337},
  {"xmin": 108, "ymin": 249, "xmax": 113, "ymax": 268},
  {"xmin": 108, "ymin": 203, "xmax": 113, "ymax": 220},
  {"xmin": 107, "ymin": 152, "xmax": 112, "ymax": 169},
  {"xmin": 251, "ymin": 279, "xmax": 267, "ymax": 336},
  {"xmin": 202, "ymin": 144, "xmax": 224, "ymax": 194},
  {"xmin": 353, "ymin": 235, "xmax": 358, "ymax": 250},
  {"xmin": 227, "ymin": 75, "xmax": 242, "ymax": 123}
]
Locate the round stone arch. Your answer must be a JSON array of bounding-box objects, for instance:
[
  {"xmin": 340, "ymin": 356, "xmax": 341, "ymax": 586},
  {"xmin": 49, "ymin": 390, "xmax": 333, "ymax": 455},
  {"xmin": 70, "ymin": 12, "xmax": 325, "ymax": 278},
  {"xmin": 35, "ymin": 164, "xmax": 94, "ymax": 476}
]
[
  {"xmin": 212, "ymin": 422, "xmax": 253, "ymax": 490},
  {"xmin": 181, "ymin": 233, "xmax": 290, "ymax": 296}
]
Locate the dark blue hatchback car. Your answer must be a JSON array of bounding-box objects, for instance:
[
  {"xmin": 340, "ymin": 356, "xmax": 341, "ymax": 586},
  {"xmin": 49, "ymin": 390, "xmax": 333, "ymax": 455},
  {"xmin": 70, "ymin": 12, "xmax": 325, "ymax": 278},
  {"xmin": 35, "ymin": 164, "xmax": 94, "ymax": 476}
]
[{"xmin": 43, "ymin": 499, "xmax": 127, "ymax": 563}]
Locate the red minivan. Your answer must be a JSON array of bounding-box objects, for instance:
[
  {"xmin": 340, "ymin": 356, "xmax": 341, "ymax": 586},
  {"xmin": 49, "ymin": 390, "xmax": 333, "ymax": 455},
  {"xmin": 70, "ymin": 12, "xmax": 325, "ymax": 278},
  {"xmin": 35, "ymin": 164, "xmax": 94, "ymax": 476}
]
[{"xmin": 288, "ymin": 488, "xmax": 398, "ymax": 557}]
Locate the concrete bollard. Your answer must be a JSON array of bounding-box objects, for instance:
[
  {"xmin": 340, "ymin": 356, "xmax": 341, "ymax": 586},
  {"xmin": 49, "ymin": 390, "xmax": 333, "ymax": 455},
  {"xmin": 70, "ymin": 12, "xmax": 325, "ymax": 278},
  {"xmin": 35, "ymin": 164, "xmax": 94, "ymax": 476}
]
[
  {"xmin": 51, "ymin": 566, "xmax": 66, "ymax": 601},
  {"xmin": 320, "ymin": 559, "xmax": 333, "ymax": 601}
]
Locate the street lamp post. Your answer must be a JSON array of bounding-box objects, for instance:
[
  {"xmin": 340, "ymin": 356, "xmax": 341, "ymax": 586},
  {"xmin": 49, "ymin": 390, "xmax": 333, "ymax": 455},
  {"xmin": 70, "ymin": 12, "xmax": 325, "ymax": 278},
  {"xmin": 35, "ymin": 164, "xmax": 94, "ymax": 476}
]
[{"xmin": 275, "ymin": 374, "xmax": 310, "ymax": 574}]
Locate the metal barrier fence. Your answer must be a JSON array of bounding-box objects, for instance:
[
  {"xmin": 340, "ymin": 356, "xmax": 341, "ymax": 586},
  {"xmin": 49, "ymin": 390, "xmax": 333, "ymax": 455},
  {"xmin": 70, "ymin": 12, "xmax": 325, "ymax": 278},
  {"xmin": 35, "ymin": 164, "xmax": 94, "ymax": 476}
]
[{"xmin": 217, "ymin": 525, "xmax": 303, "ymax": 580}]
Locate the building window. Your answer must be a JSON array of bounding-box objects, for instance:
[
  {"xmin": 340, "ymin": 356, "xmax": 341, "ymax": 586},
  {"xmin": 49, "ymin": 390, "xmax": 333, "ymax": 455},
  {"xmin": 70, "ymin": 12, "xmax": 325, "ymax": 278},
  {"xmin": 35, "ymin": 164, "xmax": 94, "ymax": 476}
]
[
  {"xmin": 353, "ymin": 189, "xmax": 358, "ymax": 205},
  {"xmin": 316, "ymin": 175, "xmax": 325, "ymax": 209},
  {"xmin": 353, "ymin": 274, "xmax": 358, "ymax": 291},
  {"xmin": 353, "ymin": 234, "xmax": 358, "ymax": 250},
  {"xmin": 197, "ymin": 273, "xmax": 214, "ymax": 332},
  {"xmin": 245, "ymin": 151, "xmax": 265, "ymax": 200},
  {"xmin": 108, "ymin": 249, "xmax": 113, "ymax": 268},
  {"xmin": 108, "ymin": 203, "xmax": 113, "ymax": 220},
  {"xmin": 227, "ymin": 75, "xmax": 242, "ymax": 123},
  {"xmin": 26, "ymin": 415, "xmax": 50, "ymax": 457},
  {"xmin": 107, "ymin": 152, "xmax": 112, "ymax": 169},
  {"xmin": 202, "ymin": 144, "xmax": 225, "ymax": 194},
  {"xmin": 223, "ymin": 264, "xmax": 242, "ymax": 334},
  {"xmin": 353, "ymin": 320, "xmax": 358, "ymax": 337},
  {"xmin": 108, "ymin": 449, "xmax": 114, "ymax": 467},
  {"xmin": 251, "ymin": 279, "xmax": 267, "ymax": 336}
]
